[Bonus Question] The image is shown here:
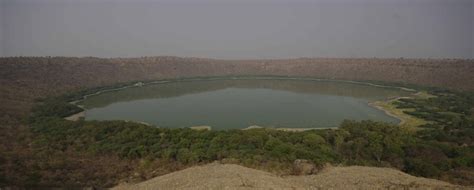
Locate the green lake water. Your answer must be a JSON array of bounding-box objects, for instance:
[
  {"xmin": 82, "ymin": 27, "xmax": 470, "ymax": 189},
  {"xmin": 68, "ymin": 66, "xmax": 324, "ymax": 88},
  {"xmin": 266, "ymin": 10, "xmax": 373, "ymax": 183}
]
[{"xmin": 80, "ymin": 79, "xmax": 411, "ymax": 129}]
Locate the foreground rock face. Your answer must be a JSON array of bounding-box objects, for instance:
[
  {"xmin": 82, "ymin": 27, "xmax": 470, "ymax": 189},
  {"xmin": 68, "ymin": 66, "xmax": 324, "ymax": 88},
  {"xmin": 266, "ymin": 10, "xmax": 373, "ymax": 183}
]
[{"xmin": 113, "ymin": 163, "xmax": 467, "ymax": 190}]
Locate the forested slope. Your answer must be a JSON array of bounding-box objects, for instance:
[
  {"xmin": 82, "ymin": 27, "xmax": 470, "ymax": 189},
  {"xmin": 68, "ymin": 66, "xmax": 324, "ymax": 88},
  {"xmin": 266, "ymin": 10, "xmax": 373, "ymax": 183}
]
[
  {"xmin": 1, "ymin": 57, "xmax": 473, "ymax": 118},
  {"xmin": 1, "ymin": 57, "xmax": 474, "ymax": 188}
]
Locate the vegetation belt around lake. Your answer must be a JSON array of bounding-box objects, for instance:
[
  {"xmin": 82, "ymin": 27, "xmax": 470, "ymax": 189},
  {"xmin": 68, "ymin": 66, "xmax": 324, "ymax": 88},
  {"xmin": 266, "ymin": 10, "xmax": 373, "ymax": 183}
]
[{"xmin": 3, "ymin": 77, "xmax": 474, "ymax": 188}]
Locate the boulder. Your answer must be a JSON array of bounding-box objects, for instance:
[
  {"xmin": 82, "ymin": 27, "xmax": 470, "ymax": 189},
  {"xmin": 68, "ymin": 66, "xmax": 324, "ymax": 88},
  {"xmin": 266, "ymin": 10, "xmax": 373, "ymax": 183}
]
[{"xmin": 292, "ymin": 159, "xmax": 317, "ymax": 175}]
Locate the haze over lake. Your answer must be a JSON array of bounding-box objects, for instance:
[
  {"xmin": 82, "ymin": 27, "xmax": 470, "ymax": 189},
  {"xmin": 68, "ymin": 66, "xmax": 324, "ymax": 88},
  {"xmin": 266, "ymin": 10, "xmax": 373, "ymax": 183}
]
[{"xmin": 80, "ymin": 79, "xmax": 411, "ymax": 129}]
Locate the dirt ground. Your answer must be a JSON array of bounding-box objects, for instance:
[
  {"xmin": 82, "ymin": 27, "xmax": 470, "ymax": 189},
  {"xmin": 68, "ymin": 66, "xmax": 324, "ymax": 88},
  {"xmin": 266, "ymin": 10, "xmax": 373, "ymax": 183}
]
[{"xmin": 113, "ymin": 163, "xmax": 471, "ymax": 190}]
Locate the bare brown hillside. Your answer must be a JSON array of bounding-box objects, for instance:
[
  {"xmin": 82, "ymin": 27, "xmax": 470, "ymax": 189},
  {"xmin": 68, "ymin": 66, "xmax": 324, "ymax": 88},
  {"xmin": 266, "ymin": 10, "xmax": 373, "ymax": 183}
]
[
  {"xmin": 113, "ymin": 163, "xmax": 469, "ymax": 190},
  {"xmin": 1, "ymin": 57, "xmax": 473, "ymax": 118}
]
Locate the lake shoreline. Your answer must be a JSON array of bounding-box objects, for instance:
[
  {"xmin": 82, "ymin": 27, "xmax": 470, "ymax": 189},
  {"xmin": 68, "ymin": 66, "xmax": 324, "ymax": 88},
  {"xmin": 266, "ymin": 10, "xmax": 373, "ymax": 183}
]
[
  {"xmin": 368, "ymin": 91, "xmax": 432, "ymax": 129},
  {"xmin": 64, "ymin": 76, "xmax": 417, "ymax": 128},
  {"xmin": 368, "ymin": 97, "xmax": 408, "ymax": 127}
]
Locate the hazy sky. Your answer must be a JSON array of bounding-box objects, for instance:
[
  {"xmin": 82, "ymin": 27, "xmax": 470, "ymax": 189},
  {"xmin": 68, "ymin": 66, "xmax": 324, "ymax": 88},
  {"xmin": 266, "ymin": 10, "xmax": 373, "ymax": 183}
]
[{"xmin": 1, "ymin": 0, "xmax": 473, "ymax": 59}]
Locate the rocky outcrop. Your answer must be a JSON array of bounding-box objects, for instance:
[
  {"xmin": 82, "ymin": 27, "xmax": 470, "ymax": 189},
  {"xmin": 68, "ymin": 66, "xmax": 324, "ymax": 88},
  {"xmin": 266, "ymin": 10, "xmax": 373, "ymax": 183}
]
[
  {"xmin": 292, "ymin": 159, "xmax": 319, "ymax": 175},
  {"xmin": 113, "ymin": 163, "xmax": 466, "ymax": 190}
]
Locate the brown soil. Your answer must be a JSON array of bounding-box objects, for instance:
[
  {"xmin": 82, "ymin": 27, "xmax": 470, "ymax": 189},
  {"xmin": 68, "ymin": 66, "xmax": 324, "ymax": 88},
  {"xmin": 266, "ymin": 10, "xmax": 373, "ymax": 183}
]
[{"xmin": 113, "ymin": 163, "xmax": 470, "ymax": 190}]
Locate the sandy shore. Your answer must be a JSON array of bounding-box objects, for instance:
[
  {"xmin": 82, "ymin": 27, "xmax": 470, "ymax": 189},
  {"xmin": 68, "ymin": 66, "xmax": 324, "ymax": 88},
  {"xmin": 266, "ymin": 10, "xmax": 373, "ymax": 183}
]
[
  {"xmin": 275, "ymin": 127, "xmax": 330, "ymax": 132},
  {"xmin": 64, "ymin": 111, "xmax": 85, "ymax": 121},
  {"xmin": 190, "ymin": 126, "xmax": 212, "ymax": 131},
  {"xmin": 242, "ymin": 125, "xmax": 332, "ymax": 132},
  {"xmin": 369, "ymin": 97, "xmax": 408, "ymax": 126},
  {"xmin": 368, "ymin": 92, "xmax": 433, "ymax": 129}
]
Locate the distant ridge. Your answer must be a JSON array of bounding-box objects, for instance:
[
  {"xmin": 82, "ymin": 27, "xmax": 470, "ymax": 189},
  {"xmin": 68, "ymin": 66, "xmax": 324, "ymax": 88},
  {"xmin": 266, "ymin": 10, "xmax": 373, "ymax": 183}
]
[{"xmin": 1, "ymin": 57, "xmax": 473, "ymax": 118}]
